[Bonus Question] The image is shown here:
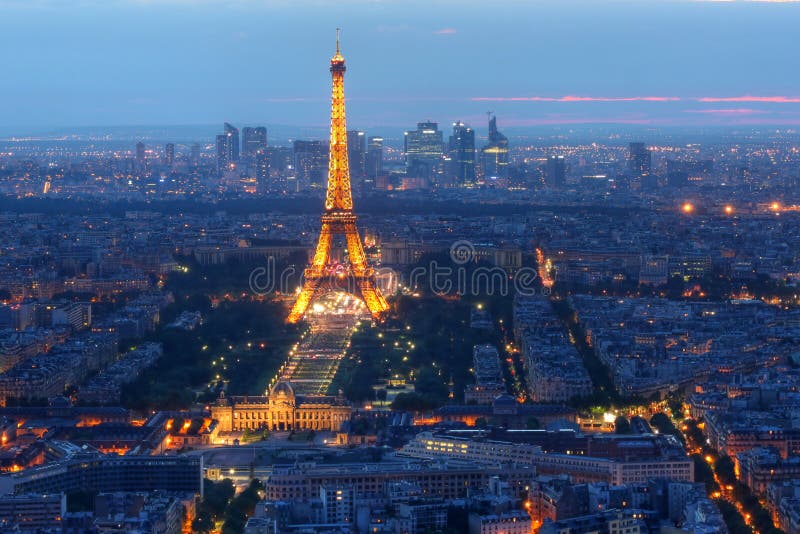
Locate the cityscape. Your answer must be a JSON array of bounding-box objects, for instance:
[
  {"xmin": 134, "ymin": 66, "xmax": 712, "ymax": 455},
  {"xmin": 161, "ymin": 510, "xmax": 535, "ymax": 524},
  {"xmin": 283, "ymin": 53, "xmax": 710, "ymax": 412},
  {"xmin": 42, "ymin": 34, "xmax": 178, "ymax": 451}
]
[{"xmin": 2, "ymin": 1, "xmax": 800, "ymax": 533}]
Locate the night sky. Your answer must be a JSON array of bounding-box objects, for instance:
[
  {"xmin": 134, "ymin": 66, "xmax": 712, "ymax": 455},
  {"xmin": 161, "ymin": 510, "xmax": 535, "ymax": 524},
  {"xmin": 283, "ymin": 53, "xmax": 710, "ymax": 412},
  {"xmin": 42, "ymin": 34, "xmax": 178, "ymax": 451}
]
[{"xmin": 1, "ymin": 0, "xmax": 799, "ymax": 130}]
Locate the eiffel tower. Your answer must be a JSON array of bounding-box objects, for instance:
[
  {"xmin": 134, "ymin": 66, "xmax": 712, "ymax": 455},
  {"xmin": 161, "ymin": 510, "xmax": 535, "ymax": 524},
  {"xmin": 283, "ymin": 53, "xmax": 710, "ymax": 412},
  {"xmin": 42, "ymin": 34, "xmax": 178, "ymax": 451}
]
[{"xmin": 287, "ymin": 31, "xmax": 389, "ymax": 323}]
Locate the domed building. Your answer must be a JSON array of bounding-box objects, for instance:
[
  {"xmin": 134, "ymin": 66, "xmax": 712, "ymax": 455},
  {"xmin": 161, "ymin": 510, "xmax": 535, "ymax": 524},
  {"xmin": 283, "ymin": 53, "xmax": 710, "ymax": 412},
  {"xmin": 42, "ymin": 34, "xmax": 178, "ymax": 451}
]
[{"xmin": 211, "ymin": 380, "xmax": 352, "ymax": 434}]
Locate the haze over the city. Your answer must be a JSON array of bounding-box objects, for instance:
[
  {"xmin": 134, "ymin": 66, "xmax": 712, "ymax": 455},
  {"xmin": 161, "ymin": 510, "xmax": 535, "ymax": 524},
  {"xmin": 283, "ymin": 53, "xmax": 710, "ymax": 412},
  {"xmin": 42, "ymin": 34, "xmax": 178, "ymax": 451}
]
[{"xmin": 1, "ymin": 0, "xmax": 799, "ymax": 132}]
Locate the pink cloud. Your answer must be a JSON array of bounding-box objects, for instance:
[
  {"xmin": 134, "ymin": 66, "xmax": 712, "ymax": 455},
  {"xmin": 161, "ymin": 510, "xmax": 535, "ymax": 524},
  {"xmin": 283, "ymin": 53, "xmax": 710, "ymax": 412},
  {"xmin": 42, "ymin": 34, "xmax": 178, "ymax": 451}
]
[
  {"xmin": 471, "ymin": 95, "xmax": 800, "ymax": 104},
  {"xmin": 433, "ymin": 28, "xmax": 457, "ymax": 35},
  {"xmin": 684, "ymin": 108, "xmax": 765, "ymax": 114},
  {"xmin": 695, "ymin": 95, "xmax": 800, "ymax": 103},
  {"xmin": 500, "ymin": 117, "xmax": 654, "ymax": 126},
  {"xmin": 471, "ymin": 95, "xmax": 680, "ymax": 102}
]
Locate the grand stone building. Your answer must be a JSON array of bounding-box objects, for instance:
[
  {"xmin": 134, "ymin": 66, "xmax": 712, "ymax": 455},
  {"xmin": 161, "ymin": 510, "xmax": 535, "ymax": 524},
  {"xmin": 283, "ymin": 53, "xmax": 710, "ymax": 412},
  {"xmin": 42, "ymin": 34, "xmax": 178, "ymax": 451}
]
[{"xmin": 211, "ymin": 381, "xmax": 352, "ymax": 433}]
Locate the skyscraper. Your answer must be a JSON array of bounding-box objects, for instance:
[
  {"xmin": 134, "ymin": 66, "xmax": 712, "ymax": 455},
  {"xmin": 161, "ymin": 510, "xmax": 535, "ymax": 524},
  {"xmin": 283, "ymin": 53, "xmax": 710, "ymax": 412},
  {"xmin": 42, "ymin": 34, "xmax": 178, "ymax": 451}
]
[
  {"xmin": 216, "ymin": 123, "xmax": 240, "ymax": 171},
  {"xmin": 255, "ymin": 149, "xmax": 269, "ymax": 193},
  {"xmin": 628, "ymin": 142, "xmax": 651, "ymax": 176},
  {"xmin": 224, "ymin": 122, "xmax": 240, "ymax": 162},
  {"xmin": 215, "ymin": 135, "xmax": 228, "ymax": 171},
  {"xmin": 545, "ymin": 155, "xmax": 566, "ymax": 188},
  {"xmin": 134, "ymin": 142, "xmax": 146, "ymax": 174},
  {"xmin": 405, "ymin": 122, "xmax": 444, "ymax": 184},
  {"xmin": 190, "ymin": 143, "xmax": 200, "ymax": 165},
  {"xmin": 347, "ymin": 130, "xmax": 366, "ymax": 187},
  {"xmin": 293, "ymin": 140, "xmax": 329, "ymax": 187},
  {"xmin": 449, "ymin": 121, "xmax": 475, "ymax": 186},
  {"xmin": 242, "ymin": 127, "xmax": 267, "ymax": 159},
  {"xmin": 164, "ymin": 143, "xmax": 174, "ymax": 167},
  {"xmin": 366, "ymin": 136, "xmax": 383, "ymax": 184},
  {"xmin": 481, "ymin": 114, "xmax": 509, "ymax": 181},
  {"xmin": 135, "ymin": 142, "xmax": 145, "ymax": 163}
]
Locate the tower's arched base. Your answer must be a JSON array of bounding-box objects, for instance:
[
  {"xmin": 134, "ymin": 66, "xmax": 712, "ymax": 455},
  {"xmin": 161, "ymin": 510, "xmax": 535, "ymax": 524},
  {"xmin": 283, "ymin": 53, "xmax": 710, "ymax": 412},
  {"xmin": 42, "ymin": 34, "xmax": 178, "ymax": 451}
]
[{"xmin": 287, "ymin": 274, "xmax": 388, "ymax": 324}]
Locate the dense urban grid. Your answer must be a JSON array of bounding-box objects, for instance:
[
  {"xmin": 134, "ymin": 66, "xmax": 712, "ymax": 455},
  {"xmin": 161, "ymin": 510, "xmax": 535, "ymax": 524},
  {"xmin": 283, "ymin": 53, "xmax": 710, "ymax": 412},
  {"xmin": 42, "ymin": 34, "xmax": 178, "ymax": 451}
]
[{"xmin": 2, "ymin": 24, "xmax": 800, "ymax": 534}]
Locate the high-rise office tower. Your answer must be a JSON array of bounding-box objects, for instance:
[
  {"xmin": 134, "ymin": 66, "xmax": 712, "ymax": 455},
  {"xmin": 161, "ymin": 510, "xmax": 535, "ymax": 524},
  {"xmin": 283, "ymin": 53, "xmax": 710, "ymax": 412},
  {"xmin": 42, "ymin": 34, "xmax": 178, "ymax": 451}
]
[
  {"xmin": 347, "ymin": 130, "xmax": 366, "ymax": 187},
  {"xmin": 135, "ymin": 142, "xmax": 145, "ymax": 163},
  {"xmin": 293, "ymin": 140, "xmax": 329, "ymax": 187},
  {"xmin": 366, "ymin": 136, "xmax": 383, "ymax": 183},
  {"xmin": 448, "ymin": 121, "xmax": 475, "ymax": 186},
  {"xmin": 216, "ymin": 135, "xmax": 228, "ymax": 171},
  {"xmin": 216, "ymin": 123, "xmax": 240, "ymax": 171},
  {"xmin": 134, "ymin": 142, "xmax": 146, "ymax": 174},
  {"xmin": 545, "ymin": 155, "xmax": 566, "ymax": 187},
  {"xmin": 481, "ymin": 114, "xmax": 509, "ymax": 181},
  {"xmin": 190, "ymin": 143, "xmax": 200, "ymax": 164},
  {"xmin": 242, "ymin": 126, "xmax": 267, "ymax": 159},
  {"xmin": 405, "ymin": 121, "xmax": 444, "ymax": 184},
  {"xmin": 255, "ymin": 149, "xmax": 269, "ymax": 193},
  {"xmin": 267, "ymin": 147, "xmax": 293, "ymax": 174},
  {"xmin": 164, "ymin": 143, "xmax": 175, "ymax": 167},
  {"xmin": 224, "ymin": 122, "xmax": 240, "ymax": 162},
  {"xmin": 628, "ymin": 142, "xmax": 651, "ymax": 176}
]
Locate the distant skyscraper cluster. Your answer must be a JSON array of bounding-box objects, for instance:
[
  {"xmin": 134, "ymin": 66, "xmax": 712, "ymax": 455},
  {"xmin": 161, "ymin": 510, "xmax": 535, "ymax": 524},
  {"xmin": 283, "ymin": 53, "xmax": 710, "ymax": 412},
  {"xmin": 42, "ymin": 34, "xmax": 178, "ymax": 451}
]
[
  {"xmin": 401, "ymin": 114, "xmax": 509, "ymax": 188},
  {"xmin": 127, "ymin": 114, "xmax": 512, "ymax": 195},
  {"xmin": 212, "ymin": 123, "xmax": 270, "ymax": 191}
]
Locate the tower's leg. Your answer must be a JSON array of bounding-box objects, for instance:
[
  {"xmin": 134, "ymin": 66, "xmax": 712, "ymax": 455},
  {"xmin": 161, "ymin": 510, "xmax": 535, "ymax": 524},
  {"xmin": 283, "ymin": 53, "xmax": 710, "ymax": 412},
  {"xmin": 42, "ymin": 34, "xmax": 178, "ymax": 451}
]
[
  {"xmin": 343, "ymin": 223, "xmax": 368, "ymax": 273},
  {"xmin": 288, "ymin": 278, "xmax": 320, "ymax": 324},
  {"xmin": 287, "ymin": 223, "xmax": 334, "ymax": 323},
  {"xmin": 311, "ymin": 222, "xmax": 333, "ymax": 271},
  {"xmin": 357, "ymin": 277, "xmax": 389, "ymax": 319}
]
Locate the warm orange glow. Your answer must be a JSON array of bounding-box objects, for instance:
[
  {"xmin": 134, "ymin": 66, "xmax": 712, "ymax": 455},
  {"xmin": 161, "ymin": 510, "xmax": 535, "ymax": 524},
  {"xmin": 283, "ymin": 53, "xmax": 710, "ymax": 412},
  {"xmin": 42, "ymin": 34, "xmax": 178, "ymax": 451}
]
[
  {"xmin": 682, "ymin": 202, "xmax": 694, "ymax": 214},
  {"xmin": 771, "ymin": 201, "xmax": 781, "ymax": 212},
  {"xmin": 536, "ymin": 248, "xmax": 555, "ymax": 289},
  {"xmin": 288, "ymin": 35, "xmax": 388, "ymax": 324},
  {"xmin": 724, "ymin": 205, "xmax": 734, "ymax": 215}
]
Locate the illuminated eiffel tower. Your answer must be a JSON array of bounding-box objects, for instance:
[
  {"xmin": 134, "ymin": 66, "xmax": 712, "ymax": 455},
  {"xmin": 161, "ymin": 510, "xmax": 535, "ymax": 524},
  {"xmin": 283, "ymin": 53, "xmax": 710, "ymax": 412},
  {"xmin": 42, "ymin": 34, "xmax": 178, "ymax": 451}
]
[{"xmin": 287, "ymin": 31, "xmax": 389, "ymax": 323}]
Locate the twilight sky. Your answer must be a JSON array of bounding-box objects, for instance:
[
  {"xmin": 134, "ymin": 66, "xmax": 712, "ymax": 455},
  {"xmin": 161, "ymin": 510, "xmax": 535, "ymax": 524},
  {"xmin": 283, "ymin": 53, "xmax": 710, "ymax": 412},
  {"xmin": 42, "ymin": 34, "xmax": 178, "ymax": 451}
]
[{"xmin": 1, "ymin": 0, "xmax": 799, "ymax": 131}]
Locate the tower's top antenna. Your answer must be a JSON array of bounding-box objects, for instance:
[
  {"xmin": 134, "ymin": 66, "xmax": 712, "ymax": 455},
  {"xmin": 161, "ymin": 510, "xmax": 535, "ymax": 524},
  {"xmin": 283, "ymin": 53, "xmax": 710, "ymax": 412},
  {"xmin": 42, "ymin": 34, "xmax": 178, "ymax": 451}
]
[{"xmin": 336, "ymin": 28, "xmax": 341, "ymax": 54}]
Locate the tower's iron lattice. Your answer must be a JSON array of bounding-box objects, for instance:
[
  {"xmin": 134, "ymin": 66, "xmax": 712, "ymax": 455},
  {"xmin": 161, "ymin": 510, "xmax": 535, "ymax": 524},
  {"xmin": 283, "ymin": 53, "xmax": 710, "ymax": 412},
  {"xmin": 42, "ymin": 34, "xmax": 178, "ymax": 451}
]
[{"xmin": 287, "ymin": 33, "xmax": 389, "ymax": 323}]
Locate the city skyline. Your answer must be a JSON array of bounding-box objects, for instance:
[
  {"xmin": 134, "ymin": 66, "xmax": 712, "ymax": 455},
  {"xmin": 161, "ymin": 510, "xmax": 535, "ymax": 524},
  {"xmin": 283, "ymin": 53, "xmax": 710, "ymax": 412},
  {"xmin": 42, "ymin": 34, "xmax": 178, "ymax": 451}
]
[
  {"xmin": 1, "ymin": 0, "xmax": 799, "ymax": 131},
  {"xmin": 2, "ymin": 5, "xmax": 800, "ymax": 534}
]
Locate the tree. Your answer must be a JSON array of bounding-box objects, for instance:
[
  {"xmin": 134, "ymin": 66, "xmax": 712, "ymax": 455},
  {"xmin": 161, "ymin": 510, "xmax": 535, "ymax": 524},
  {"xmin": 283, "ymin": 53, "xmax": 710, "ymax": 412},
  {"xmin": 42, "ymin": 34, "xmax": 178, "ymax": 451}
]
[
  {"xmin": 650, "ymin": 412, "xmax": 685, "ymax": 444},
  {"xmin": 391, "ymin": 392, "xmax": 440, "ymax": 412},
  {"xmin": 193, "ymin": 478, "xmax": 235, "ymax": 533},
  {"xmin": 222, "ymin": 479, "xmax": 264, "ymax": 534},
  {"xmin": 614, "ymin": 416, "xmax": 631, "ymax": 434},
  {"xmin": 715, "ymin": 455, "xmax": 737, "ymax": 486}
]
